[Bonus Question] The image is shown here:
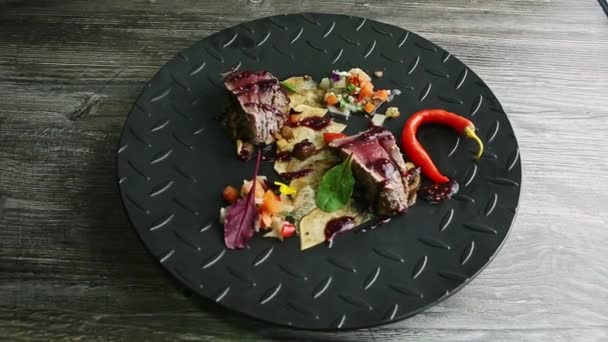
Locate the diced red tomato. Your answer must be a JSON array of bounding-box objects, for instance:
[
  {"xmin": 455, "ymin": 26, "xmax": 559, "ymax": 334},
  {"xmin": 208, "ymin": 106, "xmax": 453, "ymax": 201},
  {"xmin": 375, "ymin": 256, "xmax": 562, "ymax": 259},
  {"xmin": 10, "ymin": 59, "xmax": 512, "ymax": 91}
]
[
  {"xmin": 281, "ymin": 223, "xmax": 296, "ymax": 238},
  {"xmin": 323, "ymin": 132, "xmax": 348, "ymax": 144}
]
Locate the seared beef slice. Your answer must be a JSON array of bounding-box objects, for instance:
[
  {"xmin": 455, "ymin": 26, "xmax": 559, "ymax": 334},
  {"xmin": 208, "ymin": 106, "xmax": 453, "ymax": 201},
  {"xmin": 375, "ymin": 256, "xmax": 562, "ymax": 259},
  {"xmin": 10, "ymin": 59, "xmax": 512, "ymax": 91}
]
[
  {"xmin": 223, "ymin": 71, "xmax": 290, "ymax": 145},
  {"xmin": 329, "ymin": 126, "xmax": 413, "ymax": 216}
]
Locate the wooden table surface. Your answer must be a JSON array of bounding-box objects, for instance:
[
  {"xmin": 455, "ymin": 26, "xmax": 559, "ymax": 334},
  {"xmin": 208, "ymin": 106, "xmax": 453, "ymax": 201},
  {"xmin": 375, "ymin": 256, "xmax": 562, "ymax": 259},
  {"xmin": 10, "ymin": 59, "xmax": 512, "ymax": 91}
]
[{"xmin": 1, "ymin": 0, "xmax": 607, "ymax": 341}]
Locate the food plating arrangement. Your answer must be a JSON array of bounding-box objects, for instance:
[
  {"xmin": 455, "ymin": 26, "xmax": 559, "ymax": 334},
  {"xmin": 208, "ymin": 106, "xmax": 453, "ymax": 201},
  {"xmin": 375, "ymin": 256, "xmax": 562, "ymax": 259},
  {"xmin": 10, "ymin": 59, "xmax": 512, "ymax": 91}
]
[{"xmin": 219, "ymin": 69, "xmax": 484, "ymax": 251}]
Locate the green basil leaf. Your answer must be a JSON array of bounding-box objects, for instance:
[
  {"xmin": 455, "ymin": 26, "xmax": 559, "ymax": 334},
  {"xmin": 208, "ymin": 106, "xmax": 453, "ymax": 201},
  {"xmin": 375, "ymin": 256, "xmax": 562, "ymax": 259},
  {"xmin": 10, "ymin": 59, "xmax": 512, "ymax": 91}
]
[
  {"xmin": 316, "ymin": 155, "xmax": 355, "ymax": 212},
  {"xmin": 281, "ymin": 81, "xmax": 298, "ymax": 93}
]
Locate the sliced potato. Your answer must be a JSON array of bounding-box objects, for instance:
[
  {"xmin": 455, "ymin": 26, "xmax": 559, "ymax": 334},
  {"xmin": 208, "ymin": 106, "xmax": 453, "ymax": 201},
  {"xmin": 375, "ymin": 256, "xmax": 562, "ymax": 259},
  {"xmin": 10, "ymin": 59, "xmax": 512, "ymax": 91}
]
[
  {"xmin": 274, "ymin": 125, "xmax": 345, "ymax": 188},
  {"xmin": 289, "ymin": 175, "xmax": 318, "ymax": 193},
  {"xmin": 325, "ymin": 121, "xmax": 347, "ymax": 133},
  {"xmin": 283, "ymin": 76, "xmax": 325, "ymax": 108},
  {"xmin": 276, "ymin": 116, "xmax": 346, "ymax": 154},
  {"xmin": 271, "ymin": 76, "xmax": 355, "ymax": 234},
  {"xmin": 283, "ymin": 76, "xmax": 318, "ymax": 90},
  {"xmin": 276, "ymin": 151, "xmax": 336, "ymax": 189},
  {"xmin": 286, "ymin": 154, "xmax": 336, "ymax": 193},
  {"xmin": 299, "ymin": 206, "xmax": 367, "ymax": 250},
  {"xmin": 292, "ymin": 104, "xmax": 328, "ymax": 119},
  {"xmin": 299, "ymin": 212, "xmax": 327, "ymax": 251},
  {"xmin": 289, "ymin": 171, "xmax": 325, "ymax": 193},
  {"xmin": 274, "ymin": 137, "xmax": 339, "ymax": 175},
  {"xmin": 291, "ymin": 186, "xmax": 317, "ymax": 222},
  {"xmin": 274, "ymin": 160, "xmax": 289, "ymax": 175},
  {"xmin": 276, "ymin": 138, "xmax": 288, "ymax": 150},
  {"xmin": 287, "ymin": 149, "xmax": 336, "ymax": 172}
]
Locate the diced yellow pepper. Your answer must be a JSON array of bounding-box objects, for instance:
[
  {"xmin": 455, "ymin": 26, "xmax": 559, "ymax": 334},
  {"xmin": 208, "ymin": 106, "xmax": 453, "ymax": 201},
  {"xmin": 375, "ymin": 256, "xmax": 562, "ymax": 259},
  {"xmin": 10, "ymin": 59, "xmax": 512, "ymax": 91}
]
[{"xmin": 274, "ymin": 181, "xmax": 297, "ymax": 196}]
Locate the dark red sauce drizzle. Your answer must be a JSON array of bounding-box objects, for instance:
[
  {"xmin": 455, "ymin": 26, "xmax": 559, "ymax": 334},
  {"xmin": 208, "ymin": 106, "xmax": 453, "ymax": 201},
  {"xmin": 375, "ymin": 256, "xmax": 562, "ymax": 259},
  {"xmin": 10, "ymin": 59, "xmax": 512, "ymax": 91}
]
[
  {"xmin": 333, "ymin": 125, "xmax": 386, "ymax": 148},
  {"xmin": 286, "ymin": 116, "xmax": 332, "ymax": 130},
  {"xmin": 325, "ymin": 216, "xmax": 356, "ymax": 241},
  {"xmin": 233, "ymin": 79, "xmax": 279, "ymax": 94},
  {"xmin": 279, "ymin": 169, "xmax": 313, "ymax": 181},
  {"xmin": 418, "ymin": 179, "xmax": 459, "ymax": 202},
  {"xmin": 238, "ymin": 149, "xmax": 252, "ymax": 161}
]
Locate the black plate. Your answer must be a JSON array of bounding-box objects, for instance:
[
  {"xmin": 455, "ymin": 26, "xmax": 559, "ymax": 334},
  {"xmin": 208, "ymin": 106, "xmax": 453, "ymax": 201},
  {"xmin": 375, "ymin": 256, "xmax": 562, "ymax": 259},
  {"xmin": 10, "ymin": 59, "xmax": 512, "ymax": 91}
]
[{"xmin": 117, "ymin": 13, "xmax": 521, "ymax": 330}]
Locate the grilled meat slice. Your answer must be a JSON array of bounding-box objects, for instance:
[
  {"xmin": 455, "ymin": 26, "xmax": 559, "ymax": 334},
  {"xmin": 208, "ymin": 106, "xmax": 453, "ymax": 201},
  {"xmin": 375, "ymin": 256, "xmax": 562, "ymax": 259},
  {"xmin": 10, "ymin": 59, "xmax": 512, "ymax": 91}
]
[
  {"xmin": 329, "ymin": 126, "xmax": 417, "ymax": 216},
  {"xmin": 224, "ymin": 70, "xmax": 274, "ymax": 91},
  {"xmin": 234, "ymin": 79, "xmax": 290, "ymax": 114},
  {"xmin": 223, "ymin": 70, "xmax": 290, "ymax": 145}
]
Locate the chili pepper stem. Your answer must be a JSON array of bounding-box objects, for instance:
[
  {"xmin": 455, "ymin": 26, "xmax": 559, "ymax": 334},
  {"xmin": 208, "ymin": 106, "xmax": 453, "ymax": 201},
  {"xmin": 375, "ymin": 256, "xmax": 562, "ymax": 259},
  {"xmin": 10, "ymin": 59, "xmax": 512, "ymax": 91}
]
[{"xmin": 463, "ymin": 126, "xmax": 484, "ymax": 159}]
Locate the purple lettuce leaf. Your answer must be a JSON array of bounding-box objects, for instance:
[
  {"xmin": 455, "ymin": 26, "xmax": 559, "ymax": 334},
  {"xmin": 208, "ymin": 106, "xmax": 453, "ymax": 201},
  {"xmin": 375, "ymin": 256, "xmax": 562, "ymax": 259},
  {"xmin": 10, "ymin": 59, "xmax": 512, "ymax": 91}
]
[{"xmin": 223, "ymin": 149, "xmax": 261, "ymax": 249}]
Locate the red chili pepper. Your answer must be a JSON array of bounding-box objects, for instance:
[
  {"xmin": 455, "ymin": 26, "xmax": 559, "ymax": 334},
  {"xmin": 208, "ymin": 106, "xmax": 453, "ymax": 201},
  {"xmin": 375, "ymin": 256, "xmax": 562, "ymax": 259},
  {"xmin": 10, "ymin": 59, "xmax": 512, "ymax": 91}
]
[
  {"xmin": 401, "ymin": 109, "xmax": 484, "ymax": 184},
  {"xmin": 280, "ymin": 223, "xmax": 296, "ymax": 238}
]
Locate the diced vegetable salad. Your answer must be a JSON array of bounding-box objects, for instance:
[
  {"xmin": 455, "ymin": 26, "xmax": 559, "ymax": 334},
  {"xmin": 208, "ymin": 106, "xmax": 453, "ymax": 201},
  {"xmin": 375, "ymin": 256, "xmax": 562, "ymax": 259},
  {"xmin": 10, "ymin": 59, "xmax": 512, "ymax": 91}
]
[
  {"xmin": 221, "ymin": 177, "xmax": 297, "ymax": 241},
  {"xmin": 321, "ymin": 68, "xmax": 396, "ymax": 116}
]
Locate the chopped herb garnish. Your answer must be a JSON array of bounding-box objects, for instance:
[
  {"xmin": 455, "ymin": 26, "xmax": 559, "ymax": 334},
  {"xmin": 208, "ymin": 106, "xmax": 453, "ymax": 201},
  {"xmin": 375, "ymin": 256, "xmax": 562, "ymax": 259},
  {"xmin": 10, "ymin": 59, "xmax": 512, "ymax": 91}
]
[
  {"xmin": 346, "ymin": 83, "xmax": 357, "ymax": 94},
  {"xmin": 281, "ymin": 81, "xmax": 298, "ymax": 93}
]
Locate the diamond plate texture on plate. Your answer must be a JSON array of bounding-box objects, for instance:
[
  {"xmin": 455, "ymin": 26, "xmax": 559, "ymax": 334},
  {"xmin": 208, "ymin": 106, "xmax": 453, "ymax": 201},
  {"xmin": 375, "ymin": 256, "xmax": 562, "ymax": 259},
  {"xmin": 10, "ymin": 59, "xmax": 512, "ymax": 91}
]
[{"xmin": 117, "ymin": 13, "xmax": 521, "ymax": 330}]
